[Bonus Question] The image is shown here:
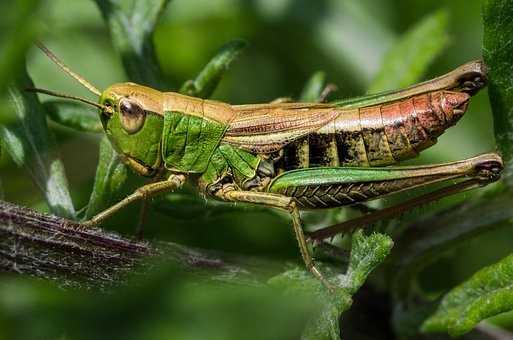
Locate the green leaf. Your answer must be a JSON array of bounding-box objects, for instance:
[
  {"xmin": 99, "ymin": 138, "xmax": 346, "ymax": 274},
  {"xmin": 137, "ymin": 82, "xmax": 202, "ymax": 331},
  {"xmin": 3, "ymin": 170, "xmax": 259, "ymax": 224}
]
[
  {"xmin": 94, "ymin": 0, "xmax": 171, "ymax": 87},
  {"xmin": 483, "ymin": 0, "xmax": 513, "ymax": 185},
  {"xmin": 270, "ymin": 267, "xmax": 352, "ymax": 340},
  {"xmin": 0, "ymin": 0, "xmax": 44, "ymax": 159},
  {"xmin": 368, "ymin": 10, "xmax": 450, "ymax": 93},
  {"xmin": 0, "ymin": 0, "xmax": 43, "ymax": 94},
  {"xmin": 180, "ymin": 40, "xmax": 248, "ymax": 98},
  {"xmin": 84, "ymin": 136, "xmax": 128, "ymax": 219},
  {"xmin": 422, "ymin": 253, "xmax": 513, "ymax": 337},
  {"xmin": 0, "ymin": 71, "xmax": 75, "ymax": 218},
  {"xmin": 300, "ymin": 71, "xmax": 327, "ymax": 102},
  {"xmin": 391, "ymin": 189, "xmax": 513, "ymax": 299},
  {"xmin": 44, "ymin": 100, "xmax": 103, "ymax": 133},
  {"xmin": 344, "ymin": 231, "xmax": 394, "ymax": 293},
  {"xmin": 269, "ymin": 231, "xmax": 393, "ymax": 340}
]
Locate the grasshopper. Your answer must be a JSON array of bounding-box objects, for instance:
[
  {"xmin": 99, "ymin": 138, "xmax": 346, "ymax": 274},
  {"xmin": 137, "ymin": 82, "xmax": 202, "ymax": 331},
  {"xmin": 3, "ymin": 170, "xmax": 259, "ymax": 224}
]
[{"xmin": 31, "ymin": 43, "xmax": 503, "ymax": 289}]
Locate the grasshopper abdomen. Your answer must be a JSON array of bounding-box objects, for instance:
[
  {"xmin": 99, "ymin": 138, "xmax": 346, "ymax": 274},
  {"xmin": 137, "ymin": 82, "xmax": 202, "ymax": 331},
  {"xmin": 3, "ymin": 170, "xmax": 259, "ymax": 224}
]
[
  {"xmin": 275, "ymin": 89, "xmax": 471, "ymax": 172},
  {"xmin": 362, "ymin": 90, "xmax": 470, "ymax": 163}
]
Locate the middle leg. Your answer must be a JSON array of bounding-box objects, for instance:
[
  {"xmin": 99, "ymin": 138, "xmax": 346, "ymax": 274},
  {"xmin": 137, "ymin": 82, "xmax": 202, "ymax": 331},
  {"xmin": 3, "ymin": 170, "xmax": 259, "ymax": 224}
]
[
  {"xmin": 83, "ymin": 174, "xmax": 186, "ymax": 227},
  {"xmin": 212, "ymin": 184, "xmax": 335, "ymax": 290}
]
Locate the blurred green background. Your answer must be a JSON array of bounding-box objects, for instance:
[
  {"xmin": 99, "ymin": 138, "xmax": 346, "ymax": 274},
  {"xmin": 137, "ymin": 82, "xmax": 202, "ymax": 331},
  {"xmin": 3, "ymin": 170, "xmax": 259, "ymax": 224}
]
[{"xmin": 1, "ymin": 0, "xmax": 512, "ymax": 339}]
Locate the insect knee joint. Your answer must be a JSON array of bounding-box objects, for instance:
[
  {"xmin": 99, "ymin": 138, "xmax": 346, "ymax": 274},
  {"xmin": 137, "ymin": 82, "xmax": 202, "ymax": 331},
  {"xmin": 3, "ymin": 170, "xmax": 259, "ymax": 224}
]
[
  {"xmin": 209, "ymin": 183, "xmax": 238, "ymax": 201},
  {"xmin": 135, "ymin": 187, "xmax": 151, "ymax": 199},
  {"xmin": 170, "ymin": 174, "xmax": 187, "ymax": 188},
  {"xmin": 287, "ymin": 199, "xmax": 298, "ymax": 213}
]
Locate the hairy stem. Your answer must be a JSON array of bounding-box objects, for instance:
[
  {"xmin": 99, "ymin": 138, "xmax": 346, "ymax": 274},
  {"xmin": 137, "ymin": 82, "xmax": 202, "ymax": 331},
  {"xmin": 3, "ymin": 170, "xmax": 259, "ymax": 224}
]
[{"xmin": 0, "ymin": 200, "xmax": 277, "ymax": 290}]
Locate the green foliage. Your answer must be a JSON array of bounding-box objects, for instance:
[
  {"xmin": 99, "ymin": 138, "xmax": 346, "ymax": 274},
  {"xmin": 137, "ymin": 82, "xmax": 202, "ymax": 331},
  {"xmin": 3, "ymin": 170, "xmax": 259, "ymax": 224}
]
[
  {"xmin": 84, "ymin": 136, "xmax": 128, "ymax": 219},
  {"xmin": 300, "ymin": 71, "xmax": 327, "ymax": 103},
  {"xmin": 180, "ymin": 40, "xmax": 248, "ymax": 98},
  {"xmin": 0, "ymin": 265, "xmax": 316, "ymax": 340},
  {"xmin": 410, "ymin": 2, "xmax": 513, "ymax": 337},
  {"xmin": 269, "ymin": 231, "xmax": 393, "ymax": 340},
  {"xmin": 422, "ymin": 253, "xmax": 513, "ymax": 337},
  {"xmin": 0, "ymin": 71, "xmax": 75, "ymax": 218},
  {"xmin": 390, "ymin": 1, "xmax": 513, "ymax": 337},
  {"xmin": 344, "ymin": 232, "xmax": 394, "ymax": 293},
  {"xmin": 270, "ymin": 268, "xmax": 353, "ymax": 340},
  {"xmin": 368, "ymin": 10, "xmax": 449, "ymax": 93},
  {"xmin": 0, "ymin": 0, "xmax": 42, "ymax": 94},
  {"xmin": 0, "ymin": 0, "xmax": 43, "ymax": 159},
  {"xmin": 94, "ymin": 0, "xmax": 170, "ymax": 87},
  {"xmin": 483, "ymin": 0, "xmax": 513, "ymax": 184},
  {"xmin": 44, "ymin": 100, "xmax": 103, "ymax": 133},
  {"xmin": 332, "ymin": 10, "xmax": 449, "ymax": 110},
  {"xmin": 391, "ymin": 189, "xmax": 513, "ymax": 299}
]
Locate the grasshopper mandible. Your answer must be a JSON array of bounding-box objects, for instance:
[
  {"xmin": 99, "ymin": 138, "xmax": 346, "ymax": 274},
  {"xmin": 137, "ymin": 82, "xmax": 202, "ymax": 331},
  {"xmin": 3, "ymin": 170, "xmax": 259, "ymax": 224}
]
[{"xmin": 31, "ymin": 43, "xmax": 503, "ymax": 289}]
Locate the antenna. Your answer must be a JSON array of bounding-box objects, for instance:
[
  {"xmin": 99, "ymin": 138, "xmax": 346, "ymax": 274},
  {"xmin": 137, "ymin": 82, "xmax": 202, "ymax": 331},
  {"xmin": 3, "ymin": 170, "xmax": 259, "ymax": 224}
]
[
  {"xmin": 26, "ymin": 88, "xmax": 111, "ymax": 113},
  {"xmin": 35, "ymin": 41, "xmax": 102, "ymax": 96}
]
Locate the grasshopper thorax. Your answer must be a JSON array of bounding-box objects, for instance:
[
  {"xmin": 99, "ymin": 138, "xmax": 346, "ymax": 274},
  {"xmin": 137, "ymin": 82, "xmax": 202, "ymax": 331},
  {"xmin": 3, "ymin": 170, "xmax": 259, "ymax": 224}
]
[{"xmin": 98, "ymin": 83, "xmax": 165, "ymax": 176}]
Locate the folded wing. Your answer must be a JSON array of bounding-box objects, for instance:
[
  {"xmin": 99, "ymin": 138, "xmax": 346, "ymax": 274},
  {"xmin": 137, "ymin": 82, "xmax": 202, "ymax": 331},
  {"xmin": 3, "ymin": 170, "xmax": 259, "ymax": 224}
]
[{"xmin": 224, "ymin": 102, "xmax": 340, "ymax": 154}]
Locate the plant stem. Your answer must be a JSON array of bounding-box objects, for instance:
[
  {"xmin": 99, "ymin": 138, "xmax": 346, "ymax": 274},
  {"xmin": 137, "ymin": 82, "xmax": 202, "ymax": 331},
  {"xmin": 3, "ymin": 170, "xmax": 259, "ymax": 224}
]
[{"xmin": 0, "ymin": 200, "xmax": 276, "ymax": 290}]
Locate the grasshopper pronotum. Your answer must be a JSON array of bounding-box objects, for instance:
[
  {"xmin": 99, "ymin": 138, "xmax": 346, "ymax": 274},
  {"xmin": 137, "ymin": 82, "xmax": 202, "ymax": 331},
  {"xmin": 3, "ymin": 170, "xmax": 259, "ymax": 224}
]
[{"xmin": 31, "ymin": 43, "xmax": 503, "ymax": 289}]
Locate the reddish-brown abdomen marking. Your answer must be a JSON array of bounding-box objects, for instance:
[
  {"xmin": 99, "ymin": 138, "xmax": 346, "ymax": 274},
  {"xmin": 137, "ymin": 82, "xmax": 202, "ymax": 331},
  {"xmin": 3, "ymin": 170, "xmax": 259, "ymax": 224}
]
[
  {"xmin": 328, "ymin": 90, "xmax": 472, "ymax": 167},
  {"xmin": 400, "ymin": 98, "xmax": 434, "ymax": 152},
  {"xmin": 381, "ymin": 100, "xmax": 417, "ymax": 161},
  {"xmin": 413, "ymin": 94, "xmax": 443, "ymax": 137},
  {"xmin": 374, "ymin": 90, "xmax": 470, "ymax": 162},
  {"xmin": 438, "ymin": 91, "xmax": 470, "ymax": 124}
]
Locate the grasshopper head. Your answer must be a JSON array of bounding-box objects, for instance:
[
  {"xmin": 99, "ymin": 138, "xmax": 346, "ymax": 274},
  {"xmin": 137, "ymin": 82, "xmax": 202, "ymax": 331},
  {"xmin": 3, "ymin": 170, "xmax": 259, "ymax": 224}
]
[
  {"xmin": 31, "ymin": 43, "xmax": 165, "ymax": 177},
  {"xmin": 98, "ymin": 83, "xmax": 165, "ymax": 176}
]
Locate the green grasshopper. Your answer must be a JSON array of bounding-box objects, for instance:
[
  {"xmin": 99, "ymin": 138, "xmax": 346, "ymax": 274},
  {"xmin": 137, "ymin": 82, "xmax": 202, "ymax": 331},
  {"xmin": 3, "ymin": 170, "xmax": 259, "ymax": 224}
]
[{"xmin": 31, "ymin": 43, "xmax": 503, "ymax": 289}]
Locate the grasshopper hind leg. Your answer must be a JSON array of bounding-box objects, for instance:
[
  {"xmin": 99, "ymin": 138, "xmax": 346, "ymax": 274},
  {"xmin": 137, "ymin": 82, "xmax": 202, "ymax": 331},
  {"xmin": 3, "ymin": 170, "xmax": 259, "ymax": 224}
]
[{"xmin": 267, "ymin": 153, "xmax": 503, "ymax": 241}]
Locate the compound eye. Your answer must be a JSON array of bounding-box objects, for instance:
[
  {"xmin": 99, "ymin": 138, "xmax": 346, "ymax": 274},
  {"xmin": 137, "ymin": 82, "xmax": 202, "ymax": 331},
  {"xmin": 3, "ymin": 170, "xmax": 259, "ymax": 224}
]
[{"xmin": 119, "ymin": 99, "xmax": 145, "ymax": 134}]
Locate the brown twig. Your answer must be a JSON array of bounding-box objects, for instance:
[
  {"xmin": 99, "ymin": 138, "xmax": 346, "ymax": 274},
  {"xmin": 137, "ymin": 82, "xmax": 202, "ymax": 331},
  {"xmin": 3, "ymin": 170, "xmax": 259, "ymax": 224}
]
[{"xmin": 0, "ymin": 200, "xmax": 276, "ymax": 290}]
